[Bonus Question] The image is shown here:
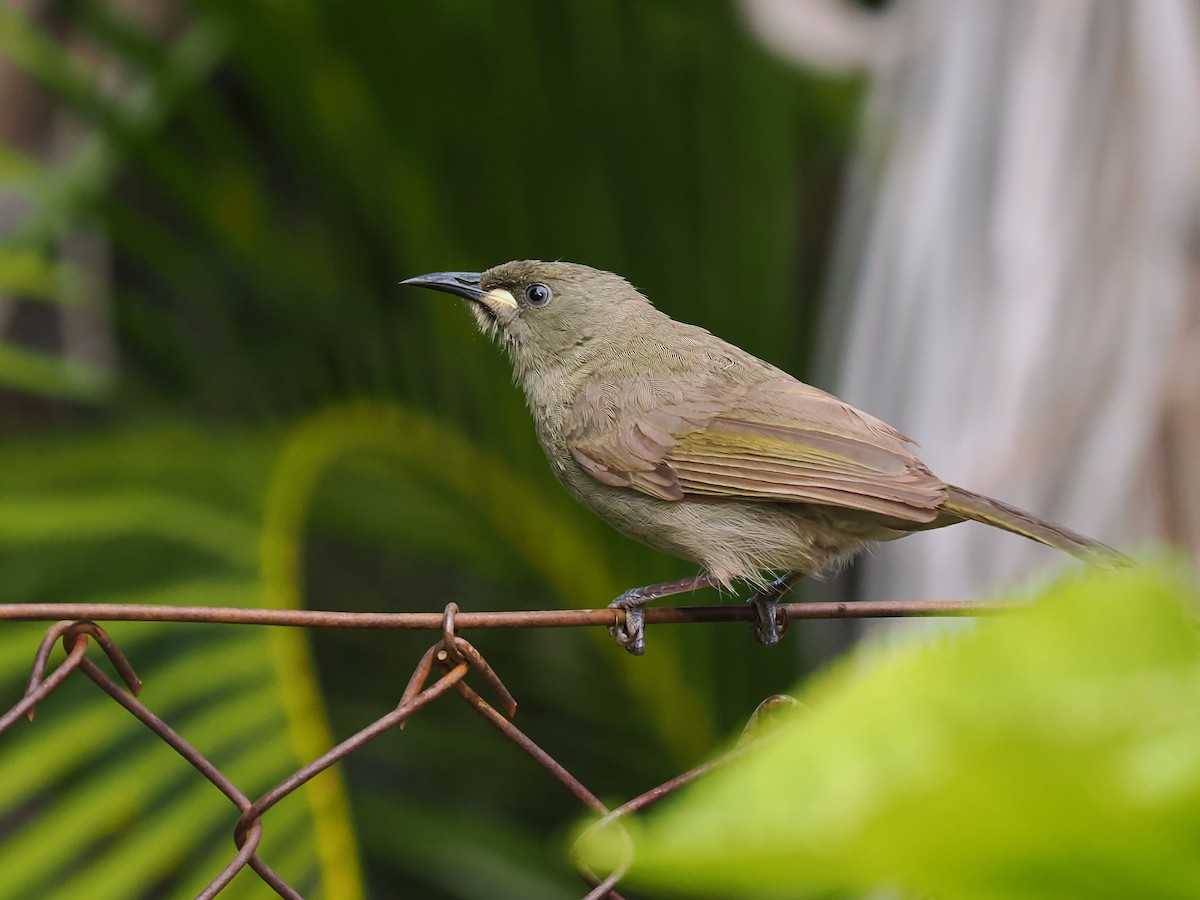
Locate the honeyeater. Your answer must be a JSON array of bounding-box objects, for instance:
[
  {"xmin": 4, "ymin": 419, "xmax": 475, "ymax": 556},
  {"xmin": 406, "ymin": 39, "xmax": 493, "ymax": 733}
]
[{"xmin": 402, "ymin": 261, "xmax": 1123, "ymax": 654}]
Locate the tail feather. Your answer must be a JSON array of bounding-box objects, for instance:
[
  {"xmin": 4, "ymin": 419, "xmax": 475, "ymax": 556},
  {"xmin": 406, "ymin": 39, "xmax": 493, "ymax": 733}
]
[{"xmin": 943, "ymin": 485, "xmax": 1128, "ymax": 565}]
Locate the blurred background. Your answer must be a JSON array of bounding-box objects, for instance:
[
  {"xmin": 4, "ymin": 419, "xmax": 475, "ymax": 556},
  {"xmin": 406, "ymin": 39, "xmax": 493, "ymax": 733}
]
[{"xmin": 0, "ymin": 0, "xmax": 1192, "ymax": 897}]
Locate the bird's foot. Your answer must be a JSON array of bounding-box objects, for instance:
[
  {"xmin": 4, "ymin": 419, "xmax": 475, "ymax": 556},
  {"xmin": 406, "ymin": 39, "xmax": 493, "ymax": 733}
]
[
  {"xmin": 608, "ymin": 590, "xmax": 649, "ymax": 656},
  {"xmin": 751, "ymin": 595, "xmax": 783, "ymax": 646},
  {"xmin": 746, "ymin": 572, "xmax": 801, "ymax": 647},
  {"xmin": 606, "ymin": 574, "xmax": 720, "ymax": 656}
]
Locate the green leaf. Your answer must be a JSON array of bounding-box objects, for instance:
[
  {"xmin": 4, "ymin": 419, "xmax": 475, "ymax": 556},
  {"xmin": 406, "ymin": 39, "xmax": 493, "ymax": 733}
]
[
  {"xmin": 0, "ymin": 250, "xmax": 64, "ymax": 300},
  {"xmin": 0, "ymin": 344, "xmax": 110, "ymax": 399},
  {"xmin": 0, "ymin": 142, "xmax": 40, "ymax": 182},
  {"xmin": 0, "ymin": 249, "xmax": 88, "ymax": 303},
  {"xmin": 0, "ymin": 492, "xmax": 259, "ymax": 568},
  {"xmin": 580, "ymin": 562, "xmax": 1200, "ymax": 899},
  {"xmin": 0, "ymin": 428, "xmax": 363, "ymax": 899}
]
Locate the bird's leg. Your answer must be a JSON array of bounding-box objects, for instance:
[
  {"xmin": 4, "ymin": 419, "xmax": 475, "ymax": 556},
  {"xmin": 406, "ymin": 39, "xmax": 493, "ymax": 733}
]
[
  {"xmin": 747, "ymin": 571, "xmax": 801, "ymax": 646},
  {"xmin": 608, "ymin": 573, "xmax": 720, "ymax": 656}
]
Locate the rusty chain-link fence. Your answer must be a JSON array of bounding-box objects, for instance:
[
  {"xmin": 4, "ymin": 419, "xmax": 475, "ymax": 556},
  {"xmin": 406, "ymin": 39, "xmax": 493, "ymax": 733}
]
[{"xmin": 0, "ymin": 599, "xmax": 1000, "ymax": 898}]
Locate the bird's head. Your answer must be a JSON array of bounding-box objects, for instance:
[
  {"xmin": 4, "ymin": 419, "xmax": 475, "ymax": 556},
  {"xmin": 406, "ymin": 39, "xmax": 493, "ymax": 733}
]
[{"xmin": 401, "ymin": 260, "xmax": 661, "ymax": 383}]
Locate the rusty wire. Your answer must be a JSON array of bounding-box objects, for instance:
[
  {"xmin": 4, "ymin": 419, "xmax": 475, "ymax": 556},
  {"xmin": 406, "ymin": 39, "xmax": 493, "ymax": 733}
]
[
  {"xmin": 0, "ymin": 597, "xmax": 1005, "ymax": 628},
  {"xmin": 0, "ymin": 598, "xmax": 1010, "ymax": 897}
]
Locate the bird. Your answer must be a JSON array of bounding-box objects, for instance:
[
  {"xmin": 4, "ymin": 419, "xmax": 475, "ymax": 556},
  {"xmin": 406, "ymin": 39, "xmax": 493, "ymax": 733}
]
[{"xmin": 401, "ymin": 261, "xmax": 1123, "ymax": 655}]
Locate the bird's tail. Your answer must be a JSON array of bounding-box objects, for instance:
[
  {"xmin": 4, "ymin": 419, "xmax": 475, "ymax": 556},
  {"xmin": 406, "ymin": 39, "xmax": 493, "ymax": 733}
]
[{"xmin": 943, "ymin": 485, "xmax": 1128, "ymax": 565}]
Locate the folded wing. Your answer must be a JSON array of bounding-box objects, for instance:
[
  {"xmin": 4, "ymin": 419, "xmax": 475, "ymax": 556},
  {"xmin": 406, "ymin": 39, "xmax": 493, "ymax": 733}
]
[{"xmin": 567, "ymin": 378, "xmax": 947, "ymax": 523}]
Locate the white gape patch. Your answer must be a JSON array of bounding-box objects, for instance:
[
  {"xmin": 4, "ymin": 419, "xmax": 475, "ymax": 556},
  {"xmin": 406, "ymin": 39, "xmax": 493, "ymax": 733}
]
[{"xmin": 484, "ymin": 288, "xmax": 518, "ymax": 309}]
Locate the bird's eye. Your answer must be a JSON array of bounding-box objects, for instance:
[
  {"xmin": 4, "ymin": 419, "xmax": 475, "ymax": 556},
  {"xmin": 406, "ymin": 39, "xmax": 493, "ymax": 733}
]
[{"xmin": 524, "ymin": 283, "xmax": 552, "ymax": 308}]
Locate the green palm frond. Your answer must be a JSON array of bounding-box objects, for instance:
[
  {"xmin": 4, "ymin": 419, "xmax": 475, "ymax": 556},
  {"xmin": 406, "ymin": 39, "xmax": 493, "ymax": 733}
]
[{"xmin": 0, "ymin": 429, "xmax": 356, "ymax": 899}]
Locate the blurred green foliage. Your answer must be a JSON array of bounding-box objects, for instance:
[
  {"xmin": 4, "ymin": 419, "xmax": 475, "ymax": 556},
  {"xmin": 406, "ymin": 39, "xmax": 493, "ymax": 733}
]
[
  {"xmin": 0, "ymin": 0, "xmax": 861, "ymax": 897},
  {"xmin": 581, "ymin": 562, "xmax": 1200, "ymax": 899}
]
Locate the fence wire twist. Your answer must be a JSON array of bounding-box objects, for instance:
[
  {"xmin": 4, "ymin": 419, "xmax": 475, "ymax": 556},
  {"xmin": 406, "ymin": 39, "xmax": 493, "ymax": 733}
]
[{"xmin": 0, "ymin": 598, "xmax": 1004, "ymax": 897}]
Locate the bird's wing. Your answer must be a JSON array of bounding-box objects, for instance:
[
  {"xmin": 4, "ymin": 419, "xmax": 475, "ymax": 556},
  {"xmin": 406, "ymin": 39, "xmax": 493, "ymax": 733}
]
[{"xmin": 567, "ymin": 378, "xmax": 947, "ymax": 523}]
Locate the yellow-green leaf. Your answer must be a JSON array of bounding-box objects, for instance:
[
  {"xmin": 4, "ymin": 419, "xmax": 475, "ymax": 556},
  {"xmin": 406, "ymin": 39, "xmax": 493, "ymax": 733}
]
[{"xmin": 580, "ymin": 562, "xmax": 1200, "ymax": 899}]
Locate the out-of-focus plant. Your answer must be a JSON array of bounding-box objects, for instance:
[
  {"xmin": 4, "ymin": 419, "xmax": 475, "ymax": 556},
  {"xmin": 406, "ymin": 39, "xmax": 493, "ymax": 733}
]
[
  {"xmin": 580, "ymin": 562, "xmax": 1200, "ymax": 899},
  {"xmin": 0, "ymin": 1, "xmax": 862, "ymax": 896}
]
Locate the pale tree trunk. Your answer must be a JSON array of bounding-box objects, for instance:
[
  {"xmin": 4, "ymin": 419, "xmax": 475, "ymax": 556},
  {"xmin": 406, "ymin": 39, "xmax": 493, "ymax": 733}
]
[{"xmin": 742, "ymin": 0, "xmax": 1200, "ymax": 608}]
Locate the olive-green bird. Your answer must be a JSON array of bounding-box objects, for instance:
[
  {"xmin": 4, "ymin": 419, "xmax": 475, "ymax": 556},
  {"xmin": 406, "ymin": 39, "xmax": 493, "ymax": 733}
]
[{"xmin": 402, "ymin": 261, "xmax": 1122, "ymax": 654}]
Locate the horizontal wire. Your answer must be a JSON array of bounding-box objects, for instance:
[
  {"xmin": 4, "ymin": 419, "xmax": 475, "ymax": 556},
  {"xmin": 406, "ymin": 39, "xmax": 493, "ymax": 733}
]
[{"xmin": 0, "ymin": 599, "xmax": 1009, "ymax": 629}]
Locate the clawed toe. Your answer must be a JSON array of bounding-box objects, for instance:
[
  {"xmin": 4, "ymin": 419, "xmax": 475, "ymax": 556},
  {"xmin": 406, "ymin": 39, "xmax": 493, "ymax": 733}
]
[
  {"xmin": 607, "ymin": 591, "xmax": 646, "ymax": 655},
  {"xmin": 747, "ymin": 571, "xmax": 800, "ymax": 647},
  {"xmin": 751, "ymin": 596, "xmax": 784, "ymax": 646},
  {"xmin": 608, "ymin": 603, "xmax": 646, "ymax": 656}
]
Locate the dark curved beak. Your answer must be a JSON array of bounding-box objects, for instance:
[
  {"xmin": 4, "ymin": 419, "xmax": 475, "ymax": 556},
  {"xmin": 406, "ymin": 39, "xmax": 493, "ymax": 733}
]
[{"xmin": 399, "ymin": 271, "xmax": 486, "ymax": 302}]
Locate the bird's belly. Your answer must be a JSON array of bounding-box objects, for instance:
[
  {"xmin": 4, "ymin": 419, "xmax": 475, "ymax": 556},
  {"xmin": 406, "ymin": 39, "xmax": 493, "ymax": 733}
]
[{"xmin": 556, "ymin": 464, "xmax": 867, "ymax": 586}]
